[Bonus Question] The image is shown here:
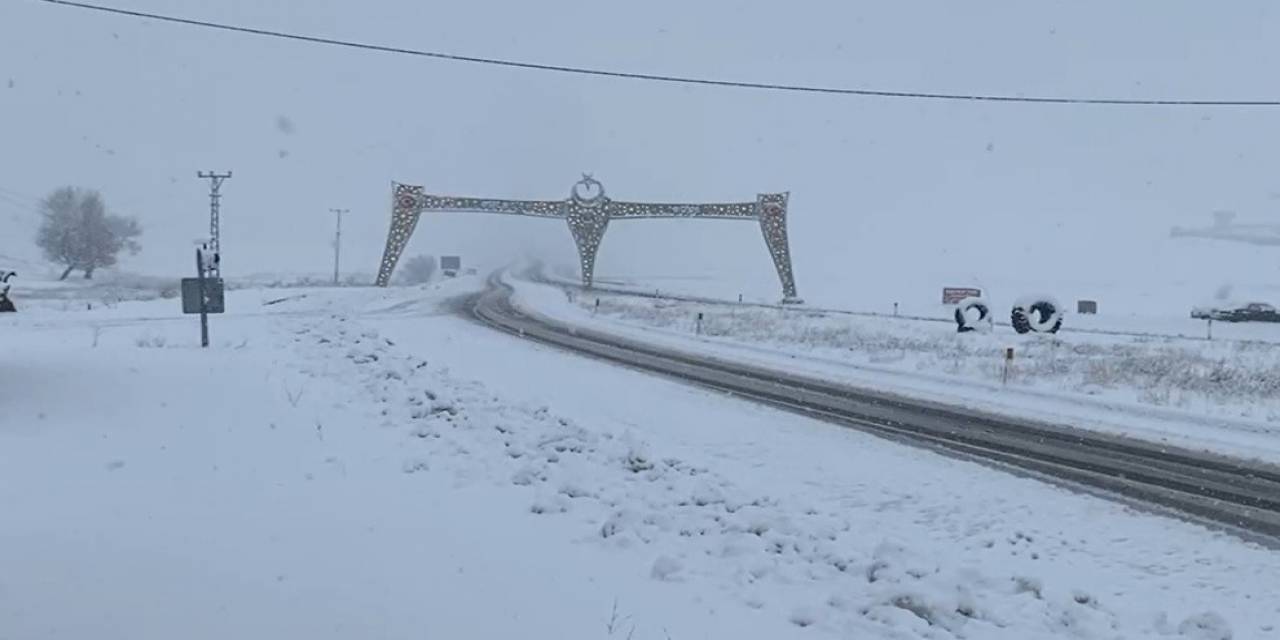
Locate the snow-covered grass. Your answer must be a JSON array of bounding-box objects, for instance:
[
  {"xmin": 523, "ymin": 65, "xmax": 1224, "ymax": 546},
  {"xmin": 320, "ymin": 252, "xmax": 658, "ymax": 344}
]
[
  {"xmin": 551, "ymin": 267, "xmax": 1280, "ymax": 346},
  {"xmin": 585, "ymin": 292, "xmax": 1280, "ymax": 417},
  {"xmin": 6, "ymin": 280, "xmax": 1280, "ymax": 638},
  {"xmin": 377, "ymin": 285, "xmax": 1280, "ymax": 639},
  {"xmin": 511, "ymin": 275, "xmax": 1280, "ymax": 462},
  {"xmin": 2, "ymin": 268, "xmax": 393, "ymax": 320},
  {"xmin": 230, "ymin": 271, "xmax": 378, "ymax": 290},
  {"xmin": 7, "ymin": 270, "xmax": 181, "ymax": 308},
  {"xmin": 3, "ymin": 280, "xmax": 785, "ymax": 639}
]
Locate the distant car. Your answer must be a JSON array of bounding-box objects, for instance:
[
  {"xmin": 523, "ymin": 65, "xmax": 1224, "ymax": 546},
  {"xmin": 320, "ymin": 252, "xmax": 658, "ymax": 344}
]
[{"xmin": 1191, "ymin": 302, "xmax": 1280, "ymax": 323}]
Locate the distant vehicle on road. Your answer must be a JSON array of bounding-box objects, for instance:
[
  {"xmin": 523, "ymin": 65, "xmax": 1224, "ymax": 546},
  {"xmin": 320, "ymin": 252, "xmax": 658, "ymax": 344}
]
[{"xmin": 1190, "ymin": 302, "xmax": 1280, "ymax": 323}]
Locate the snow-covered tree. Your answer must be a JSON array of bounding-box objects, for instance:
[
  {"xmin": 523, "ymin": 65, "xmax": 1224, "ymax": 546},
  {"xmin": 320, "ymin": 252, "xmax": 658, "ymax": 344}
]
[
  {"xmin": 399, "ymin": 254, "xmax": 437, "ymax": 285},
  {"xmin": 35, "ymin": 186, "xmax": 142, "ymax": 280}
]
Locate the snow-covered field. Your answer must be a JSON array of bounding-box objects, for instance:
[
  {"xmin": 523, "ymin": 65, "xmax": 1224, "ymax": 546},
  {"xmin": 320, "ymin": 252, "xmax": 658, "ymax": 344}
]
[
  {"xmin": 9, "ymin": 0, "xmax": 1280, "ymax": 635},
  {"xmin": 551, "ymin": 267, "xmax": 1280, "ymax": 347},
  {"xmin": 513, "ymin": 274, "xmax": 1280, "ymax": 463},
  {"xmin": 4, "ymin": 278, "xmax": 1280, "ymax": 639}
]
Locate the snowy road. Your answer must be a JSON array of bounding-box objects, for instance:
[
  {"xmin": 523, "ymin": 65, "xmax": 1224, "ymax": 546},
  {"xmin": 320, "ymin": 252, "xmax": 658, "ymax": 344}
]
[
  {"xmin": 480, "ymin": 273, "xmax": 1280, "ymax": 539},
  {"xmin": 3, "ymin": 279, "xmax": 1280, "ymax": 638},
  {"xmin": 527, "ymin": 269, "xmax": 1280, "ymax": 463}
]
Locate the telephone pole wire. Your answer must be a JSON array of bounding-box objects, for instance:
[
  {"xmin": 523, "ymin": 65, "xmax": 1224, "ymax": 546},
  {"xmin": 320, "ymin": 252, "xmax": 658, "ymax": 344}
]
[
  {"xmin": 330, "ymin": 208, "xmax": 348, "ymax": 285},
  {"xmin": 197, "ymin": 171, "xmax": 232, "ymax": 277}
]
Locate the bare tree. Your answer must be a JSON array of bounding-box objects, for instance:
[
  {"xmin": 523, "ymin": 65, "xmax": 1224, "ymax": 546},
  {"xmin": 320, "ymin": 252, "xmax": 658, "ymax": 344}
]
[
  {"xmin": 399, "ymin": 254, "xmax": 437, "ymax": 284},
  {"xmin": 35, "ymin": 187, "xmax": 142, "ymax": 280}
]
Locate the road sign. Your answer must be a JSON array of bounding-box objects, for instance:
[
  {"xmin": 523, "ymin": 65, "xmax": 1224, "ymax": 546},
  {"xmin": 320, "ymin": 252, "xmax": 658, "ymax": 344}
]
[
  {"xmin": 441, "ymin": 256, "xmax": 461, "ymax": 276},
  {"xmin": 181, "ymin": 277, "xmax": 225, "ymax": 314},
  {"xmin": 942, "ymin": 287, "xmax": 982, "ymax": 304}
]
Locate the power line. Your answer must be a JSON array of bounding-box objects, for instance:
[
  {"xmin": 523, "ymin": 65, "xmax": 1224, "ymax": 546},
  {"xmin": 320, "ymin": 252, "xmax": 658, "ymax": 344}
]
[
  {"xmin": 38, "ymin": 0, "xmax": 1280, "ymax": 107},
  {"xmin": 0, "ymin": 193, "xmax": 40, "ymax": 218},
  {"xmin": 0, "ymin": 202, "xmax": 37, "ymax": 223},
  {"xmin": 0, "ymin": 186, "xmax": 41, "ymax": 205}
]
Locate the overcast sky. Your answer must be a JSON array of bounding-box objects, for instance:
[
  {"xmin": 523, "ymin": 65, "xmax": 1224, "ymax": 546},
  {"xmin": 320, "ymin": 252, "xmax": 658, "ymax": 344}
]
[{"xmin": 3, "ymin": 0, "xmax": 1279, "ymax": 310}]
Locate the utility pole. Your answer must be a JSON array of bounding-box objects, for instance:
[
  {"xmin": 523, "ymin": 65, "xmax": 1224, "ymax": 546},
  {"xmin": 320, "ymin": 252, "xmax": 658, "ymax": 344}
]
[
  {"xmin": 329, "ymin": 208, "xmax": 348, "ymax": 285},
  {"xmin": 196, "ymin": 171, "xmax": 232, "ymax": 277}
]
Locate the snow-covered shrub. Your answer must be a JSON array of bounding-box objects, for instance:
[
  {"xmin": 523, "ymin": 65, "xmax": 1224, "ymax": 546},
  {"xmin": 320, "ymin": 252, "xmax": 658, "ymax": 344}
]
[
  {"xmin": 399, "ymin": 254, "xmax": 437, "ymax": 285},
  {"xmin": 134, "ymin": 334, "xmax": 167, "ymax": 348}
]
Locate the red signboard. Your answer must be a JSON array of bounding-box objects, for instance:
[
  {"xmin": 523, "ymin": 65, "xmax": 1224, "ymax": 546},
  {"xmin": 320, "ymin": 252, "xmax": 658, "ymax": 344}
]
[{"xmin": 942, "ymin": 287, "xmax": 982, "ymax": 304}]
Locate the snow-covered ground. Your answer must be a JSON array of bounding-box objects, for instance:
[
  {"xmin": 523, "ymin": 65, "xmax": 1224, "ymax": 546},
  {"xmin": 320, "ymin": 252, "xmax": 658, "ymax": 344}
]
[
  {"xmin": 513, "ymin": 274, "xmax": 1280, "ymax": 463},
  {"xmin": 4, "ymin": 278, "xmax": 1280, "ymax": 639},
  {"xmin": 0, "ymin": 268, "xmax": 385, "ymax": 318},
  {"xmin": 552, "ymin": 266, "xmax": 1280, "ymax": 347}
]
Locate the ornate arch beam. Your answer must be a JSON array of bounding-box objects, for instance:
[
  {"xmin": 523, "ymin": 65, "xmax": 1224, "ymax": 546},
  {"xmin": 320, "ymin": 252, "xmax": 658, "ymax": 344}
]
[{"xmin": 375, "ymin": 175, "xmax": 800, "ymax": 302}]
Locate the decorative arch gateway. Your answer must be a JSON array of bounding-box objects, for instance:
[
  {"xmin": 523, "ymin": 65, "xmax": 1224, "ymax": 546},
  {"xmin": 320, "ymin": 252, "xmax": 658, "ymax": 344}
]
[{"xmin": 375, "ymin": 175, "xmax": 800, "ymax": 302}]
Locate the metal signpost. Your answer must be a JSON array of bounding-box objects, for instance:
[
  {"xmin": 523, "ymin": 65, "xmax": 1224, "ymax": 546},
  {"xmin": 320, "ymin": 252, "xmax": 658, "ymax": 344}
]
[{"xmin": 181, "ymin": 245, "xmax": 224, "ymax": 347}]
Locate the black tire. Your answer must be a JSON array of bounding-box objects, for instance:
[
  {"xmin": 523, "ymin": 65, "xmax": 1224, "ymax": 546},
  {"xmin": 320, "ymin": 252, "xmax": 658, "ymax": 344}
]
[
  {"xmin": 954, "ymin": 298, "xmax": 990, "ymax": 333},
  {"xmin": 1012, "ymin": 299, "xmax": 1061, "ymax": 334},
  {"xmin": 1011, "ymin": 307, "xmax": 1032, "ymax": 334}
]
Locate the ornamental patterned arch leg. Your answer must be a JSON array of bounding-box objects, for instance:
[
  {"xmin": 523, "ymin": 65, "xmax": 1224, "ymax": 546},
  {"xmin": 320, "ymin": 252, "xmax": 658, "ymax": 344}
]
[
  {"xmin": 565, "ymin": 200, "xmax": 611, "ymax": 289},
  {"xmin": 375, "ymin": 183, "xmax": 426, "ymax": 287},
  {"xmin": 758, "ymin": 192, "xmax": 801, "ymax": 303}
]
